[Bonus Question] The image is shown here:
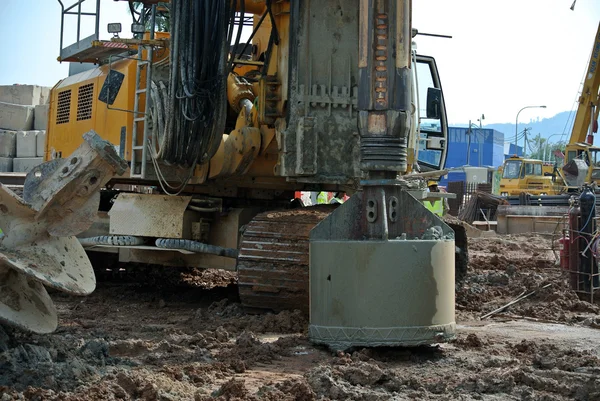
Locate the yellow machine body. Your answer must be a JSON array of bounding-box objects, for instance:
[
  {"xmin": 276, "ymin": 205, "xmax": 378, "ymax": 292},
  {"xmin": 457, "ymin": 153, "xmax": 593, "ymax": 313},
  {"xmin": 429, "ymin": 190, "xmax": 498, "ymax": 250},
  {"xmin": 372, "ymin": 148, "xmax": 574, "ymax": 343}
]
[{"xmin": 498, "ymin": 156, "xmax": 565, "ymax": 196}]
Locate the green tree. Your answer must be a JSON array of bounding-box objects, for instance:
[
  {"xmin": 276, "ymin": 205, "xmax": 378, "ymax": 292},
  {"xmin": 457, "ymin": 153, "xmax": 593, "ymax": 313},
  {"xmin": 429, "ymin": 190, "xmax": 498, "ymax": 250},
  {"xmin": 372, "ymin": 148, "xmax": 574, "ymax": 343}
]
[{"xmin": 525, "ymin": 133, "xmax": 567, "ymax": 163}]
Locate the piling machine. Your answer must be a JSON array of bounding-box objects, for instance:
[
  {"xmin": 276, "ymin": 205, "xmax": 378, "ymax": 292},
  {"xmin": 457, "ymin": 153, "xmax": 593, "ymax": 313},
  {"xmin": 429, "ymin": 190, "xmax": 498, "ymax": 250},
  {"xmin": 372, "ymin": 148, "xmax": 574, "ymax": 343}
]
[{"xmin": 1, "ymin": 0, "xmax": 462, "ymax": 348}]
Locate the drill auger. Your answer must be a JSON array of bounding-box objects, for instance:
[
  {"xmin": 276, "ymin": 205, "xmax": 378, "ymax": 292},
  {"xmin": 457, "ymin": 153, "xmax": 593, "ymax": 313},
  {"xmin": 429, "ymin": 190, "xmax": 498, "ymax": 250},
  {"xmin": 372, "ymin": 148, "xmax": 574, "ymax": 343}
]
[{"xmin": 0, "ymin": 130, "xmax": 127, "ymax": 333}]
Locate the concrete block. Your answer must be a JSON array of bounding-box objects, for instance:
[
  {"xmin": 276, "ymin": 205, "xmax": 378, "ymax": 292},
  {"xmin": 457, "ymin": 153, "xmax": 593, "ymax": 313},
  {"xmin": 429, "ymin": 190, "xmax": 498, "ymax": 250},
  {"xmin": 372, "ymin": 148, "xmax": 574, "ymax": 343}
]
[
  {"xmin": 16, "ymin": 130, "xmax": 38, "ymax": 158},
  {"xmin": 13, "ymin": 157, "xmax": 43, "ymax": 173},
  {"xmin": 36, "ymin": 130, "xmax": 46, "ymax": 157},
  {"xmin": 0, "ymin": 157, "xmax": 13, "ymax": 172},
  {"xmin": 34, "ymin": 104, "xmax": 49, "ymax": 130},
  {"xmin": 0, "ymin": 85, "xmax": 51, "ymax": 106},
  {"xmin": 0, "ymin": 102, "xmax": 34, "ymax": 131},
  {"xmin": 0, "ymin": 130, "xmax": 16, "ymax": 157}
]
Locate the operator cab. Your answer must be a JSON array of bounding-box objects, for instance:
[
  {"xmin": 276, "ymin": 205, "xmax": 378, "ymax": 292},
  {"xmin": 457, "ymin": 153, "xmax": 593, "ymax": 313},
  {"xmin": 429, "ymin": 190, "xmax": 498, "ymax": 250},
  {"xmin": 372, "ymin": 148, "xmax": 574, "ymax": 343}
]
[
  {"xmin": 502, "ymin": 158, "xmax": 543, "ymax": 180},
  {"xmin": 499, "ymin": 156, "xmax": 562, "ymax": 196}
]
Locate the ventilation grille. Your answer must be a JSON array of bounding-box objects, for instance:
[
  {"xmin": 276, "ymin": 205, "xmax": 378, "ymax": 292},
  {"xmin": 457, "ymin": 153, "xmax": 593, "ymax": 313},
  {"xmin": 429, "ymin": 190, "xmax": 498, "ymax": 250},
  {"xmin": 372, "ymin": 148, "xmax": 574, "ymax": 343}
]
[
  {"xmin": 56, "ymin": 90, "xmax": 72, "ymax": 124},
  {"xmin": 77, "ymin": 83, "xmax": 94, "ymax": 121}
]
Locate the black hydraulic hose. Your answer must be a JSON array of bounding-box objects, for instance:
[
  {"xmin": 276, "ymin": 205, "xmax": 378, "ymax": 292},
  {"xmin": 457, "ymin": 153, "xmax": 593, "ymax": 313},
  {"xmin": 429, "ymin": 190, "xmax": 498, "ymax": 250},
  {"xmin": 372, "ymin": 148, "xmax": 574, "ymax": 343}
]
[
  {"xmin": 235, "ymin": 9, "xmax": 268, "ymax": 69},
  {"xmin": 153, "ymin": 0, "xmax": 233, "ymax": 168},
  {"xmin": 266, "ymin": 0, "xmax": 280, "ymax": 45},
  {"xmin": 229, "ymin": 0, "xmax": 244, "ymax": 72},
  {"xmin": 155, "ymin": 238, "xmax": 239, "ymax": 259}
]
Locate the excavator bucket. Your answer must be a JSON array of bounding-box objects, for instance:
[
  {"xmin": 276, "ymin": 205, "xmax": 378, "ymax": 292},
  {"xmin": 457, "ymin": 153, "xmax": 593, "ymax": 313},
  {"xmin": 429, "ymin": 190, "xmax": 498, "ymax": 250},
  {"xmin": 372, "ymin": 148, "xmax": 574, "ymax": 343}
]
[{"xmin": 0, "ymin": 130, "xmax": 127, "ymax": 333}]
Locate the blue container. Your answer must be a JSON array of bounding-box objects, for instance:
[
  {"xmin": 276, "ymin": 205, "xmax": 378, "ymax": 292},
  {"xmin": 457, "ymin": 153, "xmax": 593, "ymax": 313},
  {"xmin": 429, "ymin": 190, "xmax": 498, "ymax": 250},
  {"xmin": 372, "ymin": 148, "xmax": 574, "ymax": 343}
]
[{"xmin": 442, "ymin": 127, "xmax": 505, "ymax": 169}]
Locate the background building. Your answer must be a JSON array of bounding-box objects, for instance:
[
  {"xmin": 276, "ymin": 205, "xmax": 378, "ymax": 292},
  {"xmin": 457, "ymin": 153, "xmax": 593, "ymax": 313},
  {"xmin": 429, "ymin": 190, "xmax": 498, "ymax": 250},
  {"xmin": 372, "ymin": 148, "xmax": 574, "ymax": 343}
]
[{"xmin": 419, "ymin": 127, "xmax": 505, "ymax": 186}]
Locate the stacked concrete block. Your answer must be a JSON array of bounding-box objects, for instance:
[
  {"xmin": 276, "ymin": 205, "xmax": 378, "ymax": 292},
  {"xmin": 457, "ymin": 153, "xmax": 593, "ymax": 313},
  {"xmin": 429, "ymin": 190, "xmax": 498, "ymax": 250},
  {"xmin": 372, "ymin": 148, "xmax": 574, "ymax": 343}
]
[
  {"xmin": 0, "ymin": 130, "xmax": 17, "ymax": 172},
  {"xmin": 0, "ymin": 102, "xmax": 34, "ymax": 131},
  {"xmin": 34, "ymin": 104, "xmax": 49, "ymax": 130},
  {"xmin": 12, "ymin": 130, "xmax": 44, "ymax": 173},
  {"xmin": 36, "ymin": 130, "xmax": 46, "ymax": 157},
  {"xmin": 14, "ymin": 158, "xmax": 43, "ymax": 173},
  {"xmin": 17, "ymin": 131, "xmax": 37, "ymax": 157},
  {"xmin": 0, "ymin": 85, "xmax": 51, "ymax": 172},
  {"xmin": 0, "ymin": 157, "xmax": 13, "ymax": 172},
  {"xmin": 0, "ymin": 85, "xmax": 50, "ymax": 106},
  {"xmin": 0, "ymin": 130, "xmax": 16, "ymax": 157}
]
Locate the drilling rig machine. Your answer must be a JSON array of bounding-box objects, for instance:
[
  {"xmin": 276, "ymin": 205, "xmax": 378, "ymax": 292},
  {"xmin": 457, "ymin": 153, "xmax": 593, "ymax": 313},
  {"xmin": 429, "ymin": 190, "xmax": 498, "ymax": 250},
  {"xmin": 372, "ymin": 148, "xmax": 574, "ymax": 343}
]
[{"xmin": 0, "ymin": 0, "xmax": 463, "ymax": 349}]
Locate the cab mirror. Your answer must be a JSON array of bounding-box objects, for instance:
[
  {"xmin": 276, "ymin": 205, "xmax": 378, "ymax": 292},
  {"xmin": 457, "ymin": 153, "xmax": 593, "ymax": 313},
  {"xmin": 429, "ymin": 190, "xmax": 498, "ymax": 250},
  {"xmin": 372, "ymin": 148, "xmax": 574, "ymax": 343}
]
[{"xmin": 426, "ymin": 87, "xmax": 442, "ymax": 120}]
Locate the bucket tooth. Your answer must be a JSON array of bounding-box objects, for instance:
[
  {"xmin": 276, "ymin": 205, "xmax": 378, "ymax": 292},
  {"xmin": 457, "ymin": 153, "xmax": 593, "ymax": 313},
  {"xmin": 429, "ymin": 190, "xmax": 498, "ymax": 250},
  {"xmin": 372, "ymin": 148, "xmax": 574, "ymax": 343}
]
[{"xmin": 0, "ymin": 266, "xmax": 58, "ymax": 334}]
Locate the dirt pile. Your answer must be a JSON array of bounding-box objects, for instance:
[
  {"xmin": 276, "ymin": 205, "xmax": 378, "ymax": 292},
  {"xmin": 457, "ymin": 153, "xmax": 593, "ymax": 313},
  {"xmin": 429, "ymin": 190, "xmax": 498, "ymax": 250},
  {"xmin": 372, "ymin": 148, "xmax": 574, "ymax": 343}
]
[
  {"xmin": 3, "ymin": 234, "xmax": 600, "ymax": 401},
  {"xmin": 217, "ymin": 331, "xmax": 305, "ymax": 372},
  {"xmin": 0, "ymin": 325, "xmax": 112, "ymax": 392},
  {"xmin": 458, "ymin": 233, "xmax": 600, "ymax": 323},
  {"xmin": 194, "ymin": 299, "xmax": 307, "ymax": 335}
]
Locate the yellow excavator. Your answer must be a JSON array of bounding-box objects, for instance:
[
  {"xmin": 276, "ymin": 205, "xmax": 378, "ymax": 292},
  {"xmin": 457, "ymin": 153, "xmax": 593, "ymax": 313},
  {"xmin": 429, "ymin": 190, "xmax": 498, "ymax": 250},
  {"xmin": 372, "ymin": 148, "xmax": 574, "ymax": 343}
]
[{"xmin": 1, "ymin": 0, "xmax": 462, "ymax": 349}]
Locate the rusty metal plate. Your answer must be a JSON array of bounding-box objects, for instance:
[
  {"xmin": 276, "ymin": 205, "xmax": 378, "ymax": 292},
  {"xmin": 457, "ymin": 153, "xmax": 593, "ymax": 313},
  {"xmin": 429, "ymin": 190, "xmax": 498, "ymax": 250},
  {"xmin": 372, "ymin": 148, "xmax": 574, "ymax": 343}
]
[
  {"xmin": 0, "ymin": 265, "xmax": 57, "ymax": 334},
  {"xmin": 109, "ymin": 193, "xmax": 192, "ymax": 238}
]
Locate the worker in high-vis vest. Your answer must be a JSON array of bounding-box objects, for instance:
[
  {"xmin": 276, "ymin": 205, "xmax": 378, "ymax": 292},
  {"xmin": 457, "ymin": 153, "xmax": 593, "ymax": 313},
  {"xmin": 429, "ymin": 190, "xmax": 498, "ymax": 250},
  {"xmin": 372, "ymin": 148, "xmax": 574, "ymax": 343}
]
[
  {"xmin": 329, "ymin": 192, "xmax": 345, "ymax": 204},
  {"xmin": 317, "ymin": 191, "xmax": 329, "ymax": 204},
  {"xmin": 424, "ymin": 180, "xmax": 448, "ymax": 217}
]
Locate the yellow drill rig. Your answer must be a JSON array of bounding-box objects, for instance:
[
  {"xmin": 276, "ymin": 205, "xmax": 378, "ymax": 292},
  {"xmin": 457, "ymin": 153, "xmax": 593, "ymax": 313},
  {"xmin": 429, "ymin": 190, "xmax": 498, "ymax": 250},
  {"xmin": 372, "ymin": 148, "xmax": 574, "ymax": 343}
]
[{"xmin": 2, "ymin": 0, "xmax": 463, "ymax": 349}]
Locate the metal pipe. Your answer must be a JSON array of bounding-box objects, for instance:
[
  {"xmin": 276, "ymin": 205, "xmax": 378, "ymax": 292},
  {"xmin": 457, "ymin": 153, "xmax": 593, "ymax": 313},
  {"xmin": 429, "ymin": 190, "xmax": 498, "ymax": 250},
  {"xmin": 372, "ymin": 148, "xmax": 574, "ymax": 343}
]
[
  {"xmin": 58, "ymin": 0, "xmax": 65, "ymax": 61},
  {"xmin": 466, "ymin": 120, "xmax": 471, "ymax": 165},
  {"xmin": 140, "ymin": 4, "xmax": 157, "ymax": 179},
  {"xmin": 64, "ymin": 0, "xmax": 85, "ymax": 13},
  {"xmin": 188, "ymin": 205, "xmax": 220, "ymax": 213},
  {"xmin": 95, "ymin": 0, "xmax": 101, "ymax": 39},
  {"xmin": 190, "ymin": 198, "xmax": 214, "ymax": 204},
  {"xmin": 65, "ymin": 11, "xmax": 96, "ymax": 15},
  {"xmin": 156, "ymin": 238, "xmax": 238, "ymax": 259},
  {"xmin": 77, "ymin": 0, "xmax": 82, "ymax": 43},
  {"xmin": 515, "ymin": 105, "xmax": 546, "ymax": 150}
]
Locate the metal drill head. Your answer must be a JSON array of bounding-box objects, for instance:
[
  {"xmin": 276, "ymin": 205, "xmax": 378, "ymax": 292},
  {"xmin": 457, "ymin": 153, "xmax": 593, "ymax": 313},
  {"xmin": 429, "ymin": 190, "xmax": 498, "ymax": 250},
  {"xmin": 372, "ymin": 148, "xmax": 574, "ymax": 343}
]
[{"xmin": 0, "ymin": 130, "xmax": 126, "ymax": 334}]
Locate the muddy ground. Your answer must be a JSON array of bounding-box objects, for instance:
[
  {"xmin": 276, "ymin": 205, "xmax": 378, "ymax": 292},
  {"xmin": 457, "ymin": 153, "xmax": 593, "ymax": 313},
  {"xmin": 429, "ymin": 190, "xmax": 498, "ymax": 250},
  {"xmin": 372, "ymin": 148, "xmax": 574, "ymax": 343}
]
[{"xmin": 2, "ymin": 233, "xmax": 600, "ymax": 400}]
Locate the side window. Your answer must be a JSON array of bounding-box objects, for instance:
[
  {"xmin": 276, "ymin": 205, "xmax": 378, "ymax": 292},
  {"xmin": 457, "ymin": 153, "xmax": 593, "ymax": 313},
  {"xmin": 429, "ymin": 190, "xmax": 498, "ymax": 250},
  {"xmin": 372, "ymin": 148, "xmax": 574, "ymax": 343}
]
[
  {"xmin": 416, "ymin": 62, "xmax": 441, "ymax": 133},
  {"xmin": 534, "ymin": 164, "xmax": 542, "ymax": 176},
  {"xmin": 415, "ymin": 56, "xmax": 447, "ymax": 171}
]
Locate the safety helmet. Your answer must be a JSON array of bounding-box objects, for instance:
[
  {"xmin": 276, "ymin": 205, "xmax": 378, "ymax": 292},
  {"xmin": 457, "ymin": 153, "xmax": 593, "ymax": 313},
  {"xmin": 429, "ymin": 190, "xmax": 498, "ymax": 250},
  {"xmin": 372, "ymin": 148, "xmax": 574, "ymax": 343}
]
[{"xmin": 427, "ymin": 180, "xmax": 438, "ymax": 187}]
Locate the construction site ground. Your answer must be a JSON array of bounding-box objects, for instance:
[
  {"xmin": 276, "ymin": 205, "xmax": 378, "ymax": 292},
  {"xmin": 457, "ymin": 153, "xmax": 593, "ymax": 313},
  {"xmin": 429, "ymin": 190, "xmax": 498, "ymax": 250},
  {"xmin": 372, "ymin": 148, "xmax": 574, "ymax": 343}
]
[{"xmin": 2, "ymin": 233, "xmax": 600, "ymax": 400}]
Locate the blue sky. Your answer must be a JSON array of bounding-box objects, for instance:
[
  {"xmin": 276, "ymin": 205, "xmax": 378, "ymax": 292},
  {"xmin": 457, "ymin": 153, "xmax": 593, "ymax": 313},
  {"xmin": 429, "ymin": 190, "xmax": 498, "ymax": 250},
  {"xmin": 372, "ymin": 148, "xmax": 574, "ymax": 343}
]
[{"xmin": 0, "ymin": 0, "xmax": 599, "ymax": 125}]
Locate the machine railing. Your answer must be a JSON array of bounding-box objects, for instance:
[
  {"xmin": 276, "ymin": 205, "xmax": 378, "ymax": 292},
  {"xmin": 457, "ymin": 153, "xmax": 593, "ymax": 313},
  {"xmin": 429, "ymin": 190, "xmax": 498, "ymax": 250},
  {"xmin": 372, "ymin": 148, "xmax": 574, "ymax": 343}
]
[{"xmin": 57, "ymin": 0, "xmax": 101, "ymax": 62}]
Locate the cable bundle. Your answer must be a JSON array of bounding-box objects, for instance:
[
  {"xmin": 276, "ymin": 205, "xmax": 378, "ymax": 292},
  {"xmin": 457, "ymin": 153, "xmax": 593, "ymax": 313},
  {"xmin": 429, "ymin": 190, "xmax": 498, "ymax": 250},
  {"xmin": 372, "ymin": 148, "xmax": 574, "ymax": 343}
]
[{"xmin": 152, "ymin": 0, "xmax": 232, "ymax": 168}]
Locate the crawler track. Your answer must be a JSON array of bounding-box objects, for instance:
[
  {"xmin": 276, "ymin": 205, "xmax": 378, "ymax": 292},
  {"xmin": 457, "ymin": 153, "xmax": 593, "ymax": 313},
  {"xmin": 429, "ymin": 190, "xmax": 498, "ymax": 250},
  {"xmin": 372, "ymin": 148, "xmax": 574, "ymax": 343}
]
[{"xmin": 237, "ymin": 206, "xmax": 336, "ymax": 314}]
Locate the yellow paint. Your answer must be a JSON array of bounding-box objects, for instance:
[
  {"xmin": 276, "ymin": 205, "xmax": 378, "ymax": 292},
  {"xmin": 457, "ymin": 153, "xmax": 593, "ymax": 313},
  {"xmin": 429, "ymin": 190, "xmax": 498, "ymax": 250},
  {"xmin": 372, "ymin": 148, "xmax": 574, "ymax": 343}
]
[
  {"xmin": 46, "ymin": 58, "xmax": 137, "ymax": 162},
  {"xmin": 46, "ymin": 2, "xmax": 287, "ymax": 187}
]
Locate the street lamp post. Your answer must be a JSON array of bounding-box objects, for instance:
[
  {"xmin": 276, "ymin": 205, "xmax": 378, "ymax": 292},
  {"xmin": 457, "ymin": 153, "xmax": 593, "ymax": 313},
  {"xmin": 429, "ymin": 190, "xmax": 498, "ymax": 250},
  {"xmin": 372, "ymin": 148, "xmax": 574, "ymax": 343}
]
[
  {"xmin": 515, "ymin": 105, "xmax": 547, "ymax": 155},
  {"xmin": 477, "ymin": 114, "xmax": 485, "ymax": 166}
]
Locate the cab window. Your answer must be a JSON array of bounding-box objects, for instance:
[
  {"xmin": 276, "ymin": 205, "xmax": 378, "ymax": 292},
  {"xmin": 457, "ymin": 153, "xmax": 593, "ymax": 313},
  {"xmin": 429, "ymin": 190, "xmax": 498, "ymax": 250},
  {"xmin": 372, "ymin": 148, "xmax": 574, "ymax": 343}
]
[{"xmin": 502, "ymin": 160, "xmax": 521, "ymax": 179}]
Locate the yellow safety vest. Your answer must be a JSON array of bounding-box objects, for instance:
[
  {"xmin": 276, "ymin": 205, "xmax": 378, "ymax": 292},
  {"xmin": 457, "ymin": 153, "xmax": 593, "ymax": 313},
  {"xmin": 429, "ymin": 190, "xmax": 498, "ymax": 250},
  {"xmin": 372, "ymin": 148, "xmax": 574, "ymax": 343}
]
[
  {"xmin": 317, "ymin": 192, "xmax": 328, "ymax": 204},
  {"xmin": 424, "ymin": 200, "xmax": 444, "ymax": 216}
]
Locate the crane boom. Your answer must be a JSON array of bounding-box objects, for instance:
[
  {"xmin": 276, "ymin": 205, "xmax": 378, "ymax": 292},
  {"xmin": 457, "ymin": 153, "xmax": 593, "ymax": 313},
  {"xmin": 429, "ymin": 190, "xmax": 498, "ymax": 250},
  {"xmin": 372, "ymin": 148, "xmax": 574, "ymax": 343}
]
[{"xmin": 570, "ymin": 21, "xmax": 600, "ymax": 145}]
